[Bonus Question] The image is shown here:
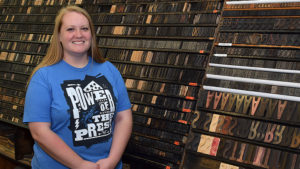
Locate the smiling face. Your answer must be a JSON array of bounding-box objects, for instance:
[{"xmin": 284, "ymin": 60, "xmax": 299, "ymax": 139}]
[{"xmin": 59, "ymin": 11, "xmax": 92, "ymax": 58}]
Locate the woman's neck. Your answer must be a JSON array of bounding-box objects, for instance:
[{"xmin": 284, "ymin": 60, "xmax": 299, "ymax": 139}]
[{"xmin": 63, "ymin": 53, "xmax": 89, "ymax": 68}]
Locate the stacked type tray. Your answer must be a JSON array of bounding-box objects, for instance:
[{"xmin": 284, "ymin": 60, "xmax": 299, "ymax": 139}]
[
  {"xmin": 81, "ymin": 0, "xmax": 224, "ymax": 168},
  {"xmin": 183, "ymin": 1, "xmax": 300, "ymax": 169}
]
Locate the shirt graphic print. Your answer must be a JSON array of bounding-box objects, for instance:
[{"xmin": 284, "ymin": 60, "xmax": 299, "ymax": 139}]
[{"xmin": 61, "ymin": 74, "xmax": 117, "ymax": 147}]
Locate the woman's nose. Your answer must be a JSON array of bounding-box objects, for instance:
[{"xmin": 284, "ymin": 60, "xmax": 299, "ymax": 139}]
[{"xmin": 74, "ymin": 29, "xmax": 82, "ymax": 37}]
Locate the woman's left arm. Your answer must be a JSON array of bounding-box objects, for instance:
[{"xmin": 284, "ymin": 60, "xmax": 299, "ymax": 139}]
[{"xmin": 97, "ymin": 108, "xmax": 132, "ymax": 169}]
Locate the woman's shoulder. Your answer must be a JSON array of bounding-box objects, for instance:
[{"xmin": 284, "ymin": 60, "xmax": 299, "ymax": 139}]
[
  {"xmin": 34, "ymin": 65, "xmax": 54, "ymax": 76},
  {"xmin": 99, "ymin": 60, "xmax": 112, "ymax": 66},
  {"xmin": 33, "ymin": 61, "xmax": 63, "ymax": 79},
  {"xmin": 103, "ymin": 60, "xmax": 121, "ymax": 74},
  {"xmin": 94, "ymin": 60, "xmax": 117, "ymax": 72},
  {"xmin": 39, "ymin": 60, "xmax": 64, "ymax": 71}
]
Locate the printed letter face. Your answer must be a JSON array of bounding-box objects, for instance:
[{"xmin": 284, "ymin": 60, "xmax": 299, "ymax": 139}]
[{"xmin": 62, "ymin": 75, "xmax": 117, "ymax": 147}]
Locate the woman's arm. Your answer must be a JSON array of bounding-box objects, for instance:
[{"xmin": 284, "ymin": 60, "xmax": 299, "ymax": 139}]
[
  {"xmin": 97, "ymin": 109, "xmax": 132, "ymax": 169},
  {"xmin": 29, "ymin": 122, "xmax": 99, "ymax": 169}
]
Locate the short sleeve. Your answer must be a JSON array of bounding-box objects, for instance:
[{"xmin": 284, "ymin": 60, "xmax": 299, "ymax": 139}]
[
  {"xmin": 108, "ymin": 62, "xmax": 131, "ymax": 113},
  {"xmin": 23, "ymin": 70, "xmax": 52, "ymax": 123}
]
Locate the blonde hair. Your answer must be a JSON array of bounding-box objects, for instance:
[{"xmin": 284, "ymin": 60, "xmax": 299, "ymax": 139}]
[{"xmin": 27, "ymin": 5, "xmax": 105, "ymax": 86}]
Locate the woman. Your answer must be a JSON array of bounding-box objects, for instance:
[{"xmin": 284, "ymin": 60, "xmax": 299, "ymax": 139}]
[{"xmin": 23, "ymin": 5, "xmax": 132, "ymax": 169}]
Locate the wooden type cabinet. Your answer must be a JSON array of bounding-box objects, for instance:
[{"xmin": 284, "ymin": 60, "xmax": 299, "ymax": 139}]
[{"xmin": 181, "ymin": 1, "xmax": 300, "ymax": 169}]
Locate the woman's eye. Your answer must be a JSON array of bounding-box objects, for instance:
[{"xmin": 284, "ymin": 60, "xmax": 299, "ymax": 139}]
[
  {"xmin": 82, "ymin": 27, "xmax": 89, "ymax": 31},
  {"xmin": 67, "ymin": 28, "xmax": 74, "ymax": 31}
]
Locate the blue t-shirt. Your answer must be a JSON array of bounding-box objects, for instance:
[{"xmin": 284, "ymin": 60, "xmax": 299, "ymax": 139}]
[{"xmin": 23, "ymin": 58, "xmax": 131, "ymax": 169}]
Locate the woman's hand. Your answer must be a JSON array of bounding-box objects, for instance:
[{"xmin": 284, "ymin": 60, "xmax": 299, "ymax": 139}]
[
  {"xmin": 73, "ymin": 160, "xmax": 100, "ymax": 169},
  {"xmin": 96, "ymin": 157, "xmax": 116, "ymax": 169}
]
